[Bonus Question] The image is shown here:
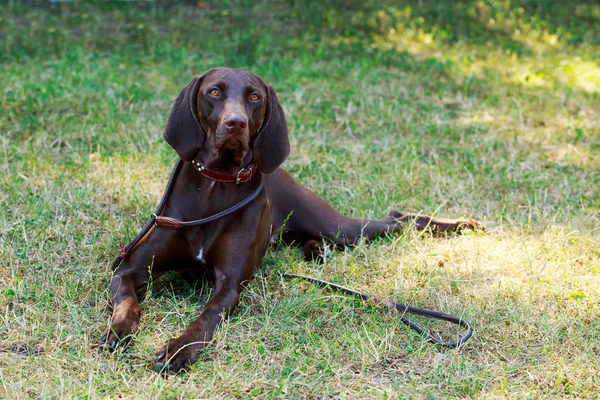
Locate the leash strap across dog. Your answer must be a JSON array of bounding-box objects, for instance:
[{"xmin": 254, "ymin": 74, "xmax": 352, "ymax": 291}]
[
  {"xmin": 112, "ymin": 159, "xmax": 264, "ymax": 270},
  {"xmin": 282, "ymin": 273, "xmax": 473, "ymax": 348}
]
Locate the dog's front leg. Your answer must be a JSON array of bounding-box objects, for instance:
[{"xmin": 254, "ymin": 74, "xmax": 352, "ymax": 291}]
[
  {"xmin": 99, "ymin": 266, "xmax": 147, "ymax": 351},
  {"xmin": 99, "ymin": 231, "xmax": 179, "ymax": 351},
  {"xmin": 152, "ymin": 268, "xmax": 244, "ymax": 375}
]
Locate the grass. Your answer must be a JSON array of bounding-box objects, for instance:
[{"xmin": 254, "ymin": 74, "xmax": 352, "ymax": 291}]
[{"xmin": 1, "ymin": 0, "xmax": 599, "ymax": 398}]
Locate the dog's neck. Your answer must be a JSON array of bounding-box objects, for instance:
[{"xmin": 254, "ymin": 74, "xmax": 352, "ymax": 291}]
[
  {"xmin": 160, "ymin": 159, "xmax": 262, "ymax": 224},
  {"xmin": 196, "ymin": 146, "xmax": 256, "ymax": 176}
]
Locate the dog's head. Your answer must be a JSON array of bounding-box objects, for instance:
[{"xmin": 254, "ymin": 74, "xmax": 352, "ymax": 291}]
[{"xmin": 163, "ymin": 68, "xmax": 289, "ymax": 174}]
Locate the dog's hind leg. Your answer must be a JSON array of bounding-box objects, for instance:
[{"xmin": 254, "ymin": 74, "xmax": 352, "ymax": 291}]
[{"xmin": 267, "ymin": 169, "xmax": 484, "ymax": 261}]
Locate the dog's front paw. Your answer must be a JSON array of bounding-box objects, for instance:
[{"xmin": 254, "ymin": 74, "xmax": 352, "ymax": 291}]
[
  {"xmin": 99, "ymin": 321, "xmax": 135, "ymax": 352},
  {"xmin": 153, "ymin": 335, "xmax": 202, "ymax": 375}
]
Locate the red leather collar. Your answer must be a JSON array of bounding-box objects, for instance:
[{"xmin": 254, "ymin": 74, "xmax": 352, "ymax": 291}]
[{"xmin": 191, "ymin": 160, "xmax": 256, "ymax": 184}]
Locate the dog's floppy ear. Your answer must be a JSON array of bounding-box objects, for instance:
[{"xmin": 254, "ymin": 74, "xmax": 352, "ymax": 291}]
[
  {"xmin": 253, "ymin": 84, "xmax": 290, "ymax": 174},
  {"xmin": 163, "ymin": 74, "xmax": 205, "ymax": 161}
]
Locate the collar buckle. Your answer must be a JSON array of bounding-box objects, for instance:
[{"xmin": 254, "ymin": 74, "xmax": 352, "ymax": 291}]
[{"xmin": 236, "ymin": 164, "xmax": 253, "ymax": 184}]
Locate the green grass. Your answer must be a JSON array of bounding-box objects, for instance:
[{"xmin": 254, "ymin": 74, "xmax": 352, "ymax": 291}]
[{"xmin": 1, "ymin": 0, "xmax": 599, "ymax": 398}]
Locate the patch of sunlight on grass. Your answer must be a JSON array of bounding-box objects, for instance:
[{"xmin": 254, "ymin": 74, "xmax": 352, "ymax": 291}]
[
  {"xmin": 510, "ymin": 68, "xmax": 549, "ymax": 88},
  {"xmin": 24, "ymin": 163, "xmax": 72, "ymax": 190},
  {"xmin": 513, "ymin": 29, "xmax": 560, "ymax": 54},
  {"xmin": 371, "ymin": 26, "xmax": 441, "ymax": 56},
  {"xmin": 453, "ymin": 102, "xmax": 598, "ymax": 170},
  {"xmin": 455, "ymin": 110, "xmax": 496, "ymax": 128},
  {"xmin": 369, "ymin": 9, "xmax": 599, "ymax": 95},
  {"xmin": 556, "ymin": 59, "xmax": 600, "ymax": 93},
  {"xmin": 542, "ymin": 143, "xmax": 599, "ymax": 170},
  {"xmin": 505, "ymin": 58, "xmax": 600, "ymax": 92},
  {"xmin": 88, "ymin": 152, "xmax": 171, "ymax": 207}
]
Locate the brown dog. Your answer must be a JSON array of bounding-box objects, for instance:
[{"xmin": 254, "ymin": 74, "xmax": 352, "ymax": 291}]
[{"xmin": 100, "ymin": 68, "xmax": 482, "ymax": 374}]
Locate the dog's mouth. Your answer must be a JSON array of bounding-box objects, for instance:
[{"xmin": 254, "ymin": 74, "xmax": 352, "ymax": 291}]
[{"xmin": 212, "ymin": 137, "xmax": 248, "ymax": 167}]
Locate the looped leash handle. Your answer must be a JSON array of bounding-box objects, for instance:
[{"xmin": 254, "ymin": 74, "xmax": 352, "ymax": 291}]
[{"xmin": 282, "ymin": 273, "xmax": 473, "ymax": 348}]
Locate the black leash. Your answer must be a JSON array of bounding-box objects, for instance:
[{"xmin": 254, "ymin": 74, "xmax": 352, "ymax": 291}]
[{"xmin": 282, "ymin": 273, "xmax": 473, "ymax": 348}]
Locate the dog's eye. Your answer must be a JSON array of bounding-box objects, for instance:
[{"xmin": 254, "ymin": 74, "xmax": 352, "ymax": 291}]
[
  {"xmin": 209, "ymin": 89, "xmax": 220, "ymax": 97},
  {"xmin": 250, "ymin": 93, "xmax": 260, "ymax": 102}
]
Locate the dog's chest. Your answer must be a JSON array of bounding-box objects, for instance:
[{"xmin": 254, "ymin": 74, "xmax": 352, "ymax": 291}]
[{"xmin": 196, "ymin": 247, "xmax": 206, "ymax": 265}]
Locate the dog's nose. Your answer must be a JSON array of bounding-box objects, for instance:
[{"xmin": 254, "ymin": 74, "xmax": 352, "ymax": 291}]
[{"xmin": 224, "ymin": 115, "xmax": 247, "ymax": 132}]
